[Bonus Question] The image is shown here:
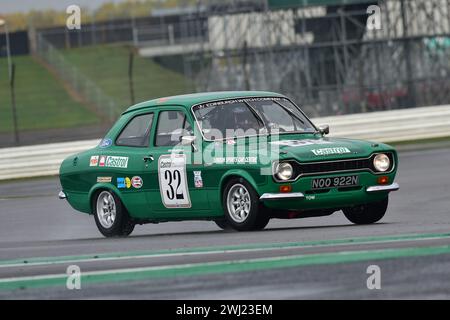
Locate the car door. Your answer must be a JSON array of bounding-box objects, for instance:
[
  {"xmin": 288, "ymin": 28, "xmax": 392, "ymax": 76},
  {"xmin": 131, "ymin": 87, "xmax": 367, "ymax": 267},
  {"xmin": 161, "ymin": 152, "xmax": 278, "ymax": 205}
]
[
  {"xmin": 144, "ymin": 107, "xmax": 211, "ymax": 218},
  {"xmin": 109, "ymin": 111, "xmax": 157, "ymax": 219}
]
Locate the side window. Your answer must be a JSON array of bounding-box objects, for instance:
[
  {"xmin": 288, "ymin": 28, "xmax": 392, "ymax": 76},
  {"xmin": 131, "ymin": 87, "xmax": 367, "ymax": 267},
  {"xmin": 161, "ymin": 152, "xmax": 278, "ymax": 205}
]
[
  {"xmin": 155, "ymin": 111, "xmax": 193, "ymax": 147},
  {"xmin": 116, "ymin": 113, "xmax": 154, "ymax": 147}
]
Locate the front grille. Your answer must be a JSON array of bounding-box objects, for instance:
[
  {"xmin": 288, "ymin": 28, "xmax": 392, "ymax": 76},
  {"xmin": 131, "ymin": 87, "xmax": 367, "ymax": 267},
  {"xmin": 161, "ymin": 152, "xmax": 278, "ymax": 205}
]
[
  {"xmin": 280, "ymin": 152, "xmax": 394, "ymax": 181},
  {"xmin": 298, "ymin": 158, "xmax": 371, "ymax": 175}
]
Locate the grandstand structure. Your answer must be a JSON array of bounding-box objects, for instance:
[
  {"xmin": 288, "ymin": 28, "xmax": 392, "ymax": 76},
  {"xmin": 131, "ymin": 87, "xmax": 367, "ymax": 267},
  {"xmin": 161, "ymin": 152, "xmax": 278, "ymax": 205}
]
[
  {"xmin": 178, "ymin": 0, "xmax": 450, "ymax": 116},
  {"xmin": 36, "ymin": 0, "xmax": 450, "ymax": 117}
]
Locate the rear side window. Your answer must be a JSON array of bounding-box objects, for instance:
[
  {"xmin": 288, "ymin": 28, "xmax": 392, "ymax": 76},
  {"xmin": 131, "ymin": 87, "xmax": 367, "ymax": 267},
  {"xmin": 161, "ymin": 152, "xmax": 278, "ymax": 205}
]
[
  {"xmin": 116, "ymin": 113, "xmax": 154, "ymax": 147},
  {"xmin": 155, "ymin": 111, "xmax": 193, "ymax": 146}
]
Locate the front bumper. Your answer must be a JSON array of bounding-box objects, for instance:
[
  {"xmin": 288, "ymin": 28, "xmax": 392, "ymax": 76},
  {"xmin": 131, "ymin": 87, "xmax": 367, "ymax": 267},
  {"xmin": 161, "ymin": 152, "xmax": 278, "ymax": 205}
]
[
  {"xmin": 260, "ymin": 192, "xmax": 305, "ymax": 200},
  {"xmin": 366, "ymin": 182, "xmax": 399, "ymax": 193},
  {"xmin": 58, "ymin": 191, "xmax": 67, "ymax": 200},
  {"xmin": 259, "ymin": 182, "xmax": 399, "ymax": 207}
]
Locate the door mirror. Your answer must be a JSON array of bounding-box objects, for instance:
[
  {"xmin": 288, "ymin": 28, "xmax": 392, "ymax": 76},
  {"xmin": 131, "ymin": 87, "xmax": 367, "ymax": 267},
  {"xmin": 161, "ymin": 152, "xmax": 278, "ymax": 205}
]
[
  {"xmin": 181, "ymin": 135, "xmax": 197, "ymax": 152},
  {"xmin": 318, "ymin": 124, "xmax": 330, "ymax": 135},
  {"xmin": 181, "ymin": 135, "xmax": 196, "ymax": 146}
]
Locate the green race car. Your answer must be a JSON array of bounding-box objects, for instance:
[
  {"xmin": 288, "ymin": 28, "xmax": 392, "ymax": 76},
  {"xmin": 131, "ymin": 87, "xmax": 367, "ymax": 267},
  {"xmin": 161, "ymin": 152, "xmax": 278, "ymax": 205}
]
[{"xmin": 59, "ymin": 91, "xmax": 399, "ymax": 237}]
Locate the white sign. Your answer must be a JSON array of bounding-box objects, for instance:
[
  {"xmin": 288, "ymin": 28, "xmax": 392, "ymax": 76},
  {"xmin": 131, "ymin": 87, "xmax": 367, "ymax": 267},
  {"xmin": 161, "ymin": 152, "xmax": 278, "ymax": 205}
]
[{"xmin": 158, "ymin": 154, "xmax": 191, "ymax": 208}]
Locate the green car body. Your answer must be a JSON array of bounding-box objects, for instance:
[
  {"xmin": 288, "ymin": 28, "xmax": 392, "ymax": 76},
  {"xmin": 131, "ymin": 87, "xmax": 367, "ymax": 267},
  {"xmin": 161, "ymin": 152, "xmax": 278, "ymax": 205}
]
[{"xmin": 59, "ymin": 91, "xmax": 399, "ymax": 236}]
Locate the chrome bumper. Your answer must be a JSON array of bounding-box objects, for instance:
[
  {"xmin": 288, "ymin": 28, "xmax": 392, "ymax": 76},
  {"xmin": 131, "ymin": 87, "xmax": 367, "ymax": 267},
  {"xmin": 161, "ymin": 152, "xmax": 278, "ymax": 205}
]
[
  {"xmin": 260, "ymin": 192, "xmax": 305, "ymax": 201},
  {"xmin": 366, "ymin": 182, "xmax": 399, "ymax": 193},
  {"xmin": 260, "ymin": 182, "xmax": 399, "ymax": 200},
  {"xmin": 58, "ymin": 191, "xmax": 67, "ymax": 200}
]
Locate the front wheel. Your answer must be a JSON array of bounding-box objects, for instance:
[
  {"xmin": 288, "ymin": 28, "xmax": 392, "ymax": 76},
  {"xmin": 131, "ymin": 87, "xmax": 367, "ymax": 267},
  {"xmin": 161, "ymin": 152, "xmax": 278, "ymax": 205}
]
[
  {"xmin": 343, "ymin": 197, "xmax": 388, "ymax": 225},
  {"xmin": 214, "ymin": 219, "xmax": 233, "ymax": 230},
  {"xmin": 94, "ymin": 190, "xmax": 135, "ymax": 237},
  {"xmin": 223, "ymin": 178, "xmax": 270, "ymax": 231}
]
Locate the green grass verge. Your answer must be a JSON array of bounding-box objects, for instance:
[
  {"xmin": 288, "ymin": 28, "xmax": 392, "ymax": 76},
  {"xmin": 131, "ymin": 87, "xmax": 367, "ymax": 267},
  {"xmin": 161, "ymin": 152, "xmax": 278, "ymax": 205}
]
[
  {"xmin": 61, "ymin": 45, "xmax": 189, "ymax": 112},
  {"xmin": 0, "ymin": 55, "xmax": 100, "ymax": 133}
]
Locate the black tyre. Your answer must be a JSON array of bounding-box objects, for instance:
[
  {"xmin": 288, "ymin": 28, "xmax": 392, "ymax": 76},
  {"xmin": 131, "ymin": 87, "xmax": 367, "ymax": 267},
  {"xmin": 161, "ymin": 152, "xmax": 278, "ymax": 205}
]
[
  {"xmin": 93, "ymin": 190, "xmax": 135, "ymax": 237},
  {"xmin": 343, "ymin": 197, "xmax": 388, "ymax": 225},
  {"xmin": 222, "ymin": 178, "xmax": 270, "ymax": 231},
  {"xmin": 214, "ymin": 219, "xmax": 233, "ymax": 230}
]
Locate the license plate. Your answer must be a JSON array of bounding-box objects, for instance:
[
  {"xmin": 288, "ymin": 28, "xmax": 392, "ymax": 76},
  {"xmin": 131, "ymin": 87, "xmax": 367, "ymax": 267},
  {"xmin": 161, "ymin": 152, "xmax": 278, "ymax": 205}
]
[{"xmin": 311, "ymin": 175, "xmax": 359, "ymax": 189}]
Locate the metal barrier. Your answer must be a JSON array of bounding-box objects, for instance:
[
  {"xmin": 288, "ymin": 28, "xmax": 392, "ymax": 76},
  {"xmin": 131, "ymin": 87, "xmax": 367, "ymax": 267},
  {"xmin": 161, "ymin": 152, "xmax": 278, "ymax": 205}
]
[{"xmin": 0, "ymin": 105, "xmax": 449, "ymax": 181}]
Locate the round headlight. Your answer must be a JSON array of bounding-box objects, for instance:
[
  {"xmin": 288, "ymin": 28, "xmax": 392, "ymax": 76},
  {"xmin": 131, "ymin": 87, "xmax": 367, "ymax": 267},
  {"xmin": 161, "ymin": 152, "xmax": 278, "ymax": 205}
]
[
  {"xmin": 373, "ymin": 153, "xmax": 390, "ymax": 172},
  {"xmin": 276, "ymin": 162, "xmax": 293, "ymax": 181}
]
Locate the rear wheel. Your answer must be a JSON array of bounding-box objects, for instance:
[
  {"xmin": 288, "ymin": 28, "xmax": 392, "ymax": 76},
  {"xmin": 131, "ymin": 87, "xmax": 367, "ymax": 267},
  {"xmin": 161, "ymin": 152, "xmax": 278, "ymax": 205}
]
[
  {"xmin": 94, "ymin": 190, "xmax": 135, "ymax": 237},
  {"xmin": 343, "ymin": 197, "xmax": 388, "ymax": 224},
  {"xmin": 222, "ymin": 178, "xmax": 270, "ymax": 231}
]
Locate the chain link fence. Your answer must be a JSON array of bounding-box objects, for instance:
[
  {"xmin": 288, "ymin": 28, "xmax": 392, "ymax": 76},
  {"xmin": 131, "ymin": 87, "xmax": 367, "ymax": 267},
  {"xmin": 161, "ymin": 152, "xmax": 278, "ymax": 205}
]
[{"xmin": 35, "ymin": 34, "xmax": 120, "ymax": 122}]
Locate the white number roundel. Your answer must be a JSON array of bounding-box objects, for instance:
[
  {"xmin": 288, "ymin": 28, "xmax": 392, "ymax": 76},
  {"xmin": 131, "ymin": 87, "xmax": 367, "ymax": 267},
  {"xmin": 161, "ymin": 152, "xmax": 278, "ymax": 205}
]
[{"xmin": 158, "ymin": 154, "xmax": 191, "ymax": 208}]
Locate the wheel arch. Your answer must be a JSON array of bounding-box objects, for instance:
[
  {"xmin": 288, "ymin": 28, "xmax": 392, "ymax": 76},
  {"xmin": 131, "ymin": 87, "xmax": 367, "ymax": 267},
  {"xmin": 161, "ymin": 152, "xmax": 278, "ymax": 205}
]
[
  {"xmin": 88, "ymin": 184, "xmax": 128, "ymax": 215},
  {"xmin": 219, "ymin": 169, "xmax": 260, "ymax": 203}
]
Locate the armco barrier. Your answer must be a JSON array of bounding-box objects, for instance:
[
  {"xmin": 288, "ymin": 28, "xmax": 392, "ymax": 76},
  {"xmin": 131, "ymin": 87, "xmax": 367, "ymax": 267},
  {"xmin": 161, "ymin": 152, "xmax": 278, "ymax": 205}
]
[{"xmin": 0, "ymin": 105, "xmax": 449, "ymax": 181}]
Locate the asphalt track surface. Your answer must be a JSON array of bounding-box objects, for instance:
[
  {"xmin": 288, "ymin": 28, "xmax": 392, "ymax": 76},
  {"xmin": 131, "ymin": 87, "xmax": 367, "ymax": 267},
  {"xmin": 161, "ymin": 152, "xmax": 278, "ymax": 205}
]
[{"xmin": 0, "ymin": 147, "xmax": 449, "ymax": 299}]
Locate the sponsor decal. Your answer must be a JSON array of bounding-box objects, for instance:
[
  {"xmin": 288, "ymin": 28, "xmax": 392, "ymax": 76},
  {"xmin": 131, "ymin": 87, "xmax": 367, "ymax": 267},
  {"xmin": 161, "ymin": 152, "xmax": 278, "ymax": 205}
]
[
  {"xmin": 99, "ymin": 138, "xmax": 112, "ymax": 148},
  {"xmin": 125, "ymin": 177, "xmax": 131, "ymax": 188},
  {"xmin": 271, "ymin": 139, "xmax": 332, "ymax": 147},
  {"xmin": 97, "ymin": 176, "xmax": 112, "ymax": 183},
  {"xmin": 311, "ymin": 147, "xmax": 351, "ymax": 156},
  {"xmin": 90, "ymin": 156, "xmax": 99, "ymax": 167},
  {"xmin": 105, "ymin": 156, "xmax": 129, "ymax": 168},
  {"xmin": 306, "ymin": 195, "xmax": 316, "ymax": 200},
  {"xmin": 193, "ymin": 171, "xmax": 203, "ymax": 188},
  {"xmin": 117, "ymin": 177, "xmax": 126, "ymax": 189},
  {"xmin": 99, "ymin": 156, "xmax": 106, "ymax": 167},
  {"xmin": 131, "ymin": 176, "xmax": 143, "ymax": 189},
  {"xmin": 213, "ymin": 157, "xmax": 257, "ymax": 164}
]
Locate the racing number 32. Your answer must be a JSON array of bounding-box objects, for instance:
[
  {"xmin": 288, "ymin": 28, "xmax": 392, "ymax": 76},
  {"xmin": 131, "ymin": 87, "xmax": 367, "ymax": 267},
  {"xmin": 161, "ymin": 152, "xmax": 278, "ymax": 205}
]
[
  {"xmin": 164, "ymin": 170, "xmax": 184, "ymax": 200},
  {"xmin": 158, "ymin": 154, "xmax": 191, "ymax": 208}
]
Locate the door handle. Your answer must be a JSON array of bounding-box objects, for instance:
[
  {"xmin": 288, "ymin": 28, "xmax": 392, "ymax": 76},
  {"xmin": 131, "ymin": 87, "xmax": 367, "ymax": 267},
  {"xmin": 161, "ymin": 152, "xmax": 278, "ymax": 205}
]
[{"xmin": 143, "ymin": 155, "xmax": 154, "ymax": 162}]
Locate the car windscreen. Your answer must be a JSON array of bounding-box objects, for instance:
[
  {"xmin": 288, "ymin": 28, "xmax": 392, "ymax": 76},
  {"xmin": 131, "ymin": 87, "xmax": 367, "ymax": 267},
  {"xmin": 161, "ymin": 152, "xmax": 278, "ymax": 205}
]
[
  {"xmin": 193, "ymin": 98, "xmax": 315, "ymax": 140},
  {"xmin": 247, "ymin": 99, "xmax": 315, "ymax": 133},
  {"xmin": 193, "ymin": 101, "xmax": 264, "ymax": 140}
]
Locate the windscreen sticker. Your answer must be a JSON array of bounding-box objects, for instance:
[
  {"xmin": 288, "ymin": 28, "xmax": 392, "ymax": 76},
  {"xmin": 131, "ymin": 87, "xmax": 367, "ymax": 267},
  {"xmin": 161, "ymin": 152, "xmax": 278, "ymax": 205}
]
[
  {"xmin": 311, "ymin": 147, "xmax": 351, "ymax": 156},
  {"xmin": 158, "ymin": 154, "xmax": 191, "ymax": 208}
]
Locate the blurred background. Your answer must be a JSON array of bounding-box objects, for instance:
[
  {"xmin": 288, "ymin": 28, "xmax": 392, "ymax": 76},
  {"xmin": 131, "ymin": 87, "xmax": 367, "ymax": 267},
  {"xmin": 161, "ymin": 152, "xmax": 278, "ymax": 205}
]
[{"xmin": 1, "ymin": 0, "xmax": 449, "ymax": 147}]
